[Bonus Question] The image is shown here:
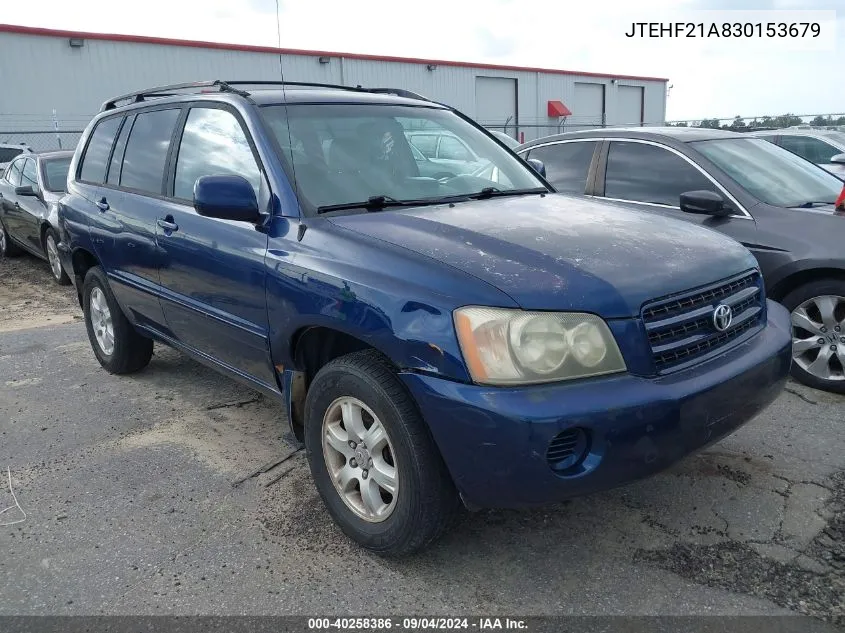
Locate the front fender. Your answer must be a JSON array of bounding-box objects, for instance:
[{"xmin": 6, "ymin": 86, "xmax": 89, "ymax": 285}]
[{"xmin": 766, "ymin": 258, "xmax": 845, "ymax": 299}]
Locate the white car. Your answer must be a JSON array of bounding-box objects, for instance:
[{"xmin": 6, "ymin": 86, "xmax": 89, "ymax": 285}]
[
  {"xmin": 0, "ymin": 143, "xmax": 33, "ymax": 172},
  {"xmin": 749, "ymin": 128, "xmax": 845, "ymax": 180}
]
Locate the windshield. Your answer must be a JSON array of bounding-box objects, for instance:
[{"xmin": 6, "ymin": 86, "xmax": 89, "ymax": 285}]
[
  {"xmin": 0, "ymin": 147, "xmax": 23, "ymax": 163},
  {"xmin": 693, "ymin": 137, "xmax": 844, "ymax": 207},
  {"xmin": 259, "ymin": 103, "xmax": 545, "ymax": 213},
  {"xmin": 42, "ymin": 157, "xmax": 72, "ymax": 192}
]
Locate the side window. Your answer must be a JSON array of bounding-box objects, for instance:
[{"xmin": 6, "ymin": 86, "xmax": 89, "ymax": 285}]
[
  {"xmin": 525, "ymin": 141, "xmax": 597, "ymax": 194},
  {"xmin": 119, "ymin": 109, "xmax": 180, "ymax": 194},
  {"xmin": 21, "ymin": 158, "xmax": 38, "ymax": 187},
  {"xmin": 779, "ymin": 135, "xmax": 840, "ymax": 164},
  {"xmin": 79, "ymin": 117, "xmax": 122, "ymax": 184},
  {"xmin": 7, "ymin": 158, "xmax": 24, "ymax": 186},
  {"xmin": 173, "ymin": 107, "xmax": 261, "ymax": 201},
  {"xmin": 438, "ymin": 136, "xmax": 472, "ymax": 161},
  {"xmin": 106, "ymin": 116, "xmax": 132, "ymax": 186},
  {"xmin": 408, "ymin": 134, "xmax": 437, "ymax": 158},
  {"xmin": 605, "ymin": 141, "xmax": 717, "ymax": 206}
]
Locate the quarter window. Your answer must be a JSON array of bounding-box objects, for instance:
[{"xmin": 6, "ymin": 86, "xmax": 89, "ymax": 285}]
[
  {"xmin": 7, "ymin": 158, "xmax": 24, "ymax": 187},
  {"xmin": 79, "ymin": 116, "xmax": 122, "ymax": 183},
  {"xmin": 779, "ymin": 135, "xmax": 841, "ymax": 164},
  {"xmin": 173, "ymin": 108, "xmax": 261, "ymax": 201},
  {"xmin": 21, "ymin": 158, "xmax": 37, "ymax": 187},
  {"xmin": 604, "ymin": 141, "xmax": 717, "ymax": 206},
  {"xmin": 120, "ymin": 109, "xmax": 180, "ymax": 195},
  {"xmin": 107, "ymin": 116, "xmax": 132, "ymax": 186},
  {"xmin": 524, "ymin": 141, "xmax": 597, "ymax": 194}
]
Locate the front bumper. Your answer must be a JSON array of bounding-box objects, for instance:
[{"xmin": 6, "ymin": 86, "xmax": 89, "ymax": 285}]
[{"xmin": 401, "ymin": 300, "xmax": 792, "ymax": 508}]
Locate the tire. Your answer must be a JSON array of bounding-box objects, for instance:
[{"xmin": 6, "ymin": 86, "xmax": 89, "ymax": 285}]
[
  {"xmin": 82, "ymin": 266, "xmax": 153, "ymax": 374},
  {"xmin": 44, "ymin": 228, "xmax": 71, "ymax": 285},
  {"xmin": 304, "ymin": 349, "xmax": 459, "ymax": 556},
  {"xmin": 781, "ymin": 278, "xmax": 845, "ymax": 394},
  {"xmin": 0, "ymin": 219, "xmax": 22, "ymax": 258}
]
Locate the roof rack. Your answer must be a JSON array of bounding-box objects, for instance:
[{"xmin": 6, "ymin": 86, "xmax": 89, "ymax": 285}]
[{"xmin": 99, "ymin": 80, "xmax": 434, "ymax": 112}]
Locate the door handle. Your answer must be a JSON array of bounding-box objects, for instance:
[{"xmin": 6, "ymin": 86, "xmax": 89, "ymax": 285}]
[
  {"xmin": 96, "ymin": 197, "xmax": 109, "ymax": 212},
  {"xmin": 157, "ymin": 218, "xmax": 179, "ymax": 232}
]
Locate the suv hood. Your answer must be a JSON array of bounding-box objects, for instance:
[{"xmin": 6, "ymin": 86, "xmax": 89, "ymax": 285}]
[{"xmin": 329, "ymin": 194, "xmax": 758, "ymax": 318}]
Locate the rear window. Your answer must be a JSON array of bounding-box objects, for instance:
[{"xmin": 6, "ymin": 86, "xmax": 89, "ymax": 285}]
[
  {"xmin": 43, "ymin": 157, "xmax": 73, "ymax": 192},
  {"xmin": 0, "ymin": 148, "xmax": 23, "ymax": 163},
  {"xmin": 119, "ymin": 109, "xmax": 180, "ymax": 195},
  {"xmin": 79, "ymin": 117, "xmax": 122, "ymax": 183}
]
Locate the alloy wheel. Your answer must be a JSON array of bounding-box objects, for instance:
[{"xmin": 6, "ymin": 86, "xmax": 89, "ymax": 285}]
[
  {"xmin": 46, "ymin": 234, "xmax": 63, "ymax": 280},
  {"xmin": 90, "ymin": 287, "xmax": 115, "ymax": 355},
  {"xmin": 791, "ymin": 295, "xmax": 845, "ymax": 382}
]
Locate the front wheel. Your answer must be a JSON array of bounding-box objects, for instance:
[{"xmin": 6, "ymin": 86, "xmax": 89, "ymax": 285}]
[
  {"xmin": 82, "ymin": 266, "xmax": 153, "ymax": 374},
  {"xmin": 304, "ymin": 350, "xmax": 459, "ymax": 556},
  {"xmin": 782, "ymin": 279, "xmax": 845, "ymax": 394}
]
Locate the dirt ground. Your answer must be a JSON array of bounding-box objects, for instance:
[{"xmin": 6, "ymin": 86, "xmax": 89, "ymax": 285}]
[{"xmin": 1, "ymin": 252, "xmax": 843, "ymax": 627}]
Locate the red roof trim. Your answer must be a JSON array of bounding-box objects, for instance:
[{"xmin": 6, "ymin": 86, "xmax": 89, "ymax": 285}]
[{"xmin": 0, "ymin": 23, "xmax": 670, "ymax": 83}]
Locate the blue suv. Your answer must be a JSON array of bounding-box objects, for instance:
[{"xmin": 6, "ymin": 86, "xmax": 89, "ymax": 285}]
[{"xmin": 57, "ymin": 80, "xmax": 793, "ymax": 555}]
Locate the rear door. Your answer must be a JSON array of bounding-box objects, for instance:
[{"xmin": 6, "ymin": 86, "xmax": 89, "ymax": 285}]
[
  {"xmin": 594, "ymin": 139, "xmax": 760, "ymax": 253},
  {"xmin": 155, "ymin": 104, "xmax": 276, "ymax": 388},
  {"xmin": 0, "ymin": 158, "xmax": 27, "ymax": 243},
  {"xmin": 17, "ymin": 158, "xmax": 45, "ymax": 252}
]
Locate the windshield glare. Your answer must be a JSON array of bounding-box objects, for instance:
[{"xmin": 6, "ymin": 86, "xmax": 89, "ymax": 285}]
[
  {"xmin": 693, "ymin": 138, "xmax": 844, "ymax": 207},
  {"xmin": 260, "ymin": 104, "xmax": 545, "ymax": 212},
  {"xmin": 43, "ymin": 157, "xmax": 72, "ymax": 192}
]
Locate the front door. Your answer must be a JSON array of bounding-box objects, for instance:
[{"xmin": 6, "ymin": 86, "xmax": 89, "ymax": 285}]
[{"xmin": 156, "ymin": 105, "xmax": 276, "ymax": 389}]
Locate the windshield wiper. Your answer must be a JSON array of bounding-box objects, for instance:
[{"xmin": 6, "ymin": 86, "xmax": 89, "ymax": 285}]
[
  {"xmin": 316, "ymin": 195, "xmax": 436, "ymax": 214},
  {"xmin": 788, "ymin": 200, "xmax": 835, "ymax": 208},
  {"xmin": 468, "ymin": 187, "xmax": 548, "ymax": 200}
]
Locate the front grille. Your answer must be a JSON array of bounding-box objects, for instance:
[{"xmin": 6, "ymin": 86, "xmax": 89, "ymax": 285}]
[
  {"xmin": 642, "ymin": 270, "xmax": 765, "ymax": 373},
  {"xmin": 546, "ymin": 427, "xmax": 590, "ymax": 472}
]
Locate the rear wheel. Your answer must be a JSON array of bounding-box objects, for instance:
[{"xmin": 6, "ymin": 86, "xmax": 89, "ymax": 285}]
[
  {"xmin": 82, "ymin": 266, "xmax": 153, "ymax": 374},
  {"xmin": 782, "ymin": 279, "xmax": 845, "ymax": 394},
  {"xmin": 44, "ymin": 228, "xmax": 70, "ymax": 285},
  {"xmin": 0, "ymin": 220, "xmax": 21, "ymax": 257},
  {"xmin": 304, "ymin": 350, "xmax": 459, "ymax": 556}
]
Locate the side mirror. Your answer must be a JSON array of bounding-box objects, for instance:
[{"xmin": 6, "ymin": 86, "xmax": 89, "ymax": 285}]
[
  {"xmin": 526, "ymin": 158, "xmax": 546, "ymax": 178},
  {"xmin": 193, "ymin": 175, "xmax": 260, "ymax": 223},
  {"xmin": 14, "ymin": 185, "xmax": 38, "ymax": 197},
  {"xmin": 680, "ymin": 190, "xmax": 732, "ymax": 217},
  {"xmin": 830, "ymin": 153, "xmax": 845, "ymax": 165}
]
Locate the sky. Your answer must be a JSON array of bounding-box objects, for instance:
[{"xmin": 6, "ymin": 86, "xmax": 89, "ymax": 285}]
[{"xmin": 3, "ymin": 0, "xmax": 842, "ymax": 121}]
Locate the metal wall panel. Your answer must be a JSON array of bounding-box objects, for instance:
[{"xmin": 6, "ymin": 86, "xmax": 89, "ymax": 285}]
[{"xmin": 0, "ymin": 30, "xmax": 667, "ymax": 148}]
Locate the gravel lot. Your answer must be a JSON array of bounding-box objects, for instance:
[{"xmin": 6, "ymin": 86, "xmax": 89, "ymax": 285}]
[{"xmin": 1, "ymin": 253, "xmax": 843, "ymax": 626}]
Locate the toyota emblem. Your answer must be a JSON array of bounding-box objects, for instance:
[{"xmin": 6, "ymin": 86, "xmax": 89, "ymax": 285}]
[{"xmin": 712, "ymin": 304, "xmax": 733, "ymax": 332}]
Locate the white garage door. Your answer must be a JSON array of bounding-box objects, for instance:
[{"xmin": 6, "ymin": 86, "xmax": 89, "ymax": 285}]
[
  {"xmin": 475, "ymin": 77, "xmax": 518, "ymax": 139},
  {"xmin": 573, "ymin": 82, "xmax": 605, "ymax": 129},
  {"xmin": 618, "ymin": 85, "xmax": 644, "ymax": 126}
]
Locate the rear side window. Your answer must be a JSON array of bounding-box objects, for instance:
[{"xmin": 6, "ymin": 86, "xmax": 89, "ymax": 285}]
[
  {"xmin": 7, "ymin": 158, "xmax": 24, "ymax": 186},
  {"xmin": 0, "ymin": 148, "xmax": 23, "ymax": 163},
  {"xmin": 120, "ymin": 109, "xmax": 180, "ymax": 195},
  {"xmin": 604, "ymin": 141, "xmax": 717, "ymax": 206},
  {"xmin": 21, "ymin": 158, "xmax": 37, "ymax": 187},
  {"xmin": 408, "ymin": 134, "xmax": 438, "ymax": 158},
  {"xmin": 524, "ymin": 141, "xmax": 597, "ymax": 193},
  {"xmin": 79, "ymin": 117, "xmax": 122, "ymax": 183},
  {"xmin": 173, "ymin": 107, "xmax": 261, "ymax": 200},
  {"xmin": 779, "ymin": 135, "xmax": 840, "ymax": 164}
]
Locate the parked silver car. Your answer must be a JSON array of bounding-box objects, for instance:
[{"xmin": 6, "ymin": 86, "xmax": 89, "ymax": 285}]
[
  {"xmin": 749, "ymin": 127, "xmax": 845, "ymax": 179},
  {"xmin": 0, "ymin": 142, "xmax": 33, "ymax": 172}
]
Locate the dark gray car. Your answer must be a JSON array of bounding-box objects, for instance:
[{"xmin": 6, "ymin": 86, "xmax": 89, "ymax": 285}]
[
  {"xmin": 0, "ymin": 150, "xmax": 73, "ymax": 284},
  {"xmin": 515, "ymin": 127, "xmax": 845, "ymax": 394}
]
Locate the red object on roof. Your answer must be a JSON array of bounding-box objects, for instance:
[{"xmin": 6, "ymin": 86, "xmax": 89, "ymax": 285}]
[
  {"xmin": 547, "ymin": 100, "xmax": 572, "ymax": 117},
  {"xmin": 0, "ymin": 23, "xmax": 670, "ymax": 83}
]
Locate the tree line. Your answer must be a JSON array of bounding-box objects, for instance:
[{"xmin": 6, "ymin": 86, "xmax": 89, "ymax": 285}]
[{"xmin": 667, "ymin": 114, "xmax": 845, "ymax": 130}]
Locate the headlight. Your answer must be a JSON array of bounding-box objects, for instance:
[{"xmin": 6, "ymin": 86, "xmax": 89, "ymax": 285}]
[{"xmin": 454, "ymin": 307, "xmax": 626, "ymax": 385}]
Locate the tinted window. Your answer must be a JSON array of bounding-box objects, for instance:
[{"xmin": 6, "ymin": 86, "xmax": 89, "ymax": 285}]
[
  {"xmin": 438, "ymin": 136, "xmax": 473, "ymax": 161},
  {"xmin": 525, "ymin": 141, "xmax": 597, "ymax": 193},
  {"xmin": 107, "ymin": 116, "xmax": 132, "ymax": 186},
  {"xmin": 605, "ymin": 141, "xmax": 717, "ymax": 206},
  {"xmin": 174, "ymin": 108, "xmax": 261, "ymax": 200},
  {"xmin": 779, "ymin": 135, "xmax": 840, "ymax": 164},
  {"xmin": 79, "ymin": 117, "xmax": 122, "ymax": 183},
  {"xmin": 0, "ymin": 148, "xmax": 23, "ymax": 163},
  {"xmin": 21, "ymin": 158, "xmax": 37, "ymax": 187},
  {"xmin": 693, "ymin": 138, "xmax": 843, "ymax": 208},
  {"xmin": 408, "ymin": 134, "xmax": 438, "ymax": 158},
  {"xmin": 43, "ymin": 157, "xmax": 72, "ymax": 192},
  {"xmin": 120, "ymin": 109, "xmax": 180, "ymax": 194},
  {"xmin": 7, "ymin": 158, "xmax": 24, "ymax": 186}
]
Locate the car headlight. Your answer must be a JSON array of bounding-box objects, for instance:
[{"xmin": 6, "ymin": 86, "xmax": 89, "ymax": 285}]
[{"xmin": 454, "ymin": 307, "xmax": 626, "ymax": 385}]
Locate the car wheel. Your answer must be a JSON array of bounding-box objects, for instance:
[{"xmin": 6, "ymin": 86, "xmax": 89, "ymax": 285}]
[
  {"xmin": 0, "ymin": 220, "xmax": 21, "ymax": 257},
  {"xmin": 44, "ymin": 228, "xmax": 70, "ymax": 285},
  {"xmin": 82, "ymin": 266, "xmax": 153, "ymax": 374},
  {"xmin": 782, "ymin": 279, "xmax": 845, "ymax": 394},
  {"xmin": 304, "ymin": 349, "xmax": 459, "ymax": 556}
]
